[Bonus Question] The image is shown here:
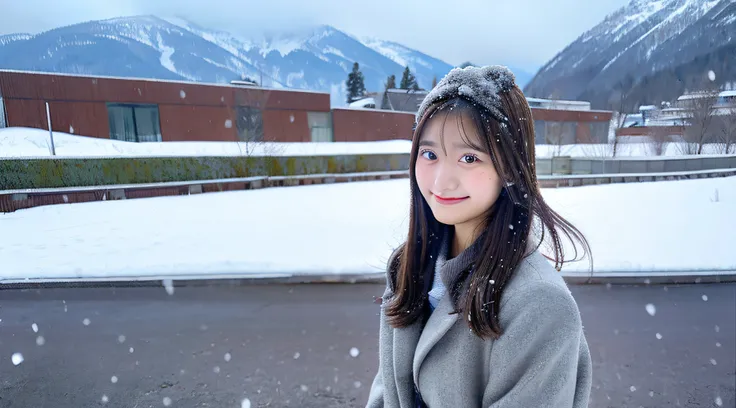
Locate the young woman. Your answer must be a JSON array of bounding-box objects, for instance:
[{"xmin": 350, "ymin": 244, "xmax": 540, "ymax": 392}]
[{"xmin": 366, "ymin": 66, "xmax": 592, "ymax": 408}]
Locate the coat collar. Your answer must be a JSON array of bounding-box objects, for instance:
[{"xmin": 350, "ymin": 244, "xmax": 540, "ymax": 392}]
[
  {"xmin": 412, "ymin": 291, "xmax": 460, "ymax": 385},
  {"xmin": 411, "ymin": 227, "xmax": 485, "ymax": 386}
]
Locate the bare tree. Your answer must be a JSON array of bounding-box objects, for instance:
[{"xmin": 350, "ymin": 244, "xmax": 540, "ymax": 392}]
[
  {"xmin": 543, "ymin": 90, "xmax": 571, "ymax": 157},
  {"xmin": 645, "ymin": 126, "xmax": 670, "ymax": 156},
  {"xmin": 715, "ymin": 106, "xmax": 736, "ymax": 154},
  {"xmin": 609, "ymin": 76, "xmax": 638, "ymax": 156},
  {"xmin": 233, "ymin": 85, "xmax": 285, "ymax": 158},
  {"xmin": 681, "ymin": 87, "xmax": 719, "ymax": 155}
]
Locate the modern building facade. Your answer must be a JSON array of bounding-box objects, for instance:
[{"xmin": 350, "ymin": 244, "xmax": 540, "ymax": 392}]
[{"xmin": 0, "ymin": 70, "xmax": 609, "ymax": 145}]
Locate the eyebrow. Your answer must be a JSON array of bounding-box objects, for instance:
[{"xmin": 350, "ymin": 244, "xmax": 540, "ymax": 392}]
[{"xmin": 418, "ymin": 139, "xmax": 486, "ymax": 152}]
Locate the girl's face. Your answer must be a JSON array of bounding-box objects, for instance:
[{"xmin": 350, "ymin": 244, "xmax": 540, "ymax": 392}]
[{"xmin": 415, "ymin": 112, "xmax": 503, "ymax": 229}]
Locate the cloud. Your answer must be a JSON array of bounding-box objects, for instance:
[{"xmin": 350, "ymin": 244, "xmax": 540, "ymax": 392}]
[{"xmin": 0, "ymin": 0, "xmax": 629, "ymax": 71}]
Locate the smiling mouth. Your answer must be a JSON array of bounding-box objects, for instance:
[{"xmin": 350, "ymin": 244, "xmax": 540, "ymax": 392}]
[{"xmin": 432, "ymin": 194, "xmax": 469, "ymax": 205}]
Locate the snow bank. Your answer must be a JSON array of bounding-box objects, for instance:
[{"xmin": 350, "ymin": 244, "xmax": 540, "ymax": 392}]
[
  {"xmin": 0, "ymin": 176, "xmax": 733, "ymax": 283},
  {"xmin": 1, "ymin": 127, "xmax": 729, "ymax": 159},
  {"xmin": 0, "ymin": 127, "xmax": 412, "ymax": 158}
]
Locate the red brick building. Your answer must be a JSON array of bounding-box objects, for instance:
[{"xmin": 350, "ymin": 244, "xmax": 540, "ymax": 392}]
[{"xmin": 0, "ymin": 70, "xmax": 608, "ymax": 145}]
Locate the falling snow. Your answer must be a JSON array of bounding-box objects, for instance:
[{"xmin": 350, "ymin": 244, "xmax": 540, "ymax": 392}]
[
  {"xmin": 715, "ymin": 325, "xmax": 720, "ymax": 332},
  {"xmin": 241, "ymin": 399, "xmax": 252, "ymax": 408},
  {"xmin": 293, "ymin": 352, "xmax": 300, "ymax": 359},
  {"xmin": 163, "ymin": 279, "xmax": 175, "ymax": 295},
  {"xmin": 179, "ymin": 90, "xmax": 186, "ymax": 99},
  {"xmin": 354, "ymin": 381, "xmax": 362, "ymax": 388},
  {"xmin": 715, "ymin": 396, "xmax": 723, "ymax": 406},
  {"xmin": 11, "ymin": 353, "xmax": 24, "ymax": 366},
  {"xmin": 708, "ymin": 70, "xmax": 716, "ymax": 81},
  {"xmin": 630, "ymin": 386, "xmax": 637, "ymax": 392},
  {"xmin": 300, "ymin": 385, "xmax": 308, "ymax": 392},
  {"xmin": 509, "ymin": 224, "xmax": 514, "ymax": 230},
  {"xmin": 163, "ymin": 397, "xmax": 172, "ymax": 406},
  {"xmin": 214, "ymin": 366, "xmax": 221, "ymax": 373},
  {"xmin": 36, "ymin": 336, "xmax": 45, "ymax": 346},
  {"xmin": 225, "ymin": 353, "xmax": 232, "ymax": 362},
  {"xmin": 710, "ymin": 359, "xmax": 717, "ymax": 365},
  {"xmin": 129, "ymin": 347, "xmax": 135, "ymax": 353},
  {"xmin": 645, "ymin": 304, "xmax": 656, "ymax": 316},
  {"xmin": 716, "ymin": 342, "xmax": 721, "ymax": 347},
  {"xmin": 656, "ymin": 333, "xmax": 662, "ymax": 340},
  {"xmin": 101, "ymin": 395, "xmax": 109, "ymax": 404},
  {"xmin": 111, "ymin": 376, "xmax": 118, "ymax": 384},
  {"xmin": 702, "ymin": 295, "xmax": 708, "ymax": 301},
  {"xmin": 118, "ymin": 335, "xmax": 126, "ymax": 343},
  {"xmin": 649, "ymin": 391, "xmax": 654, "ymax": 397},
  {"xmin": 83, "ymin": 318, "xmax": 91, "ymax": 326},
  {"xmin": 32, "ymin": 323, "xmax": 39, "ymax": 333},
  {"xmin": 225, "ymin": 119, "xmax": 233, "ymax": 128},
  {"xmin": 350, "ymin": 347, "xmax": 360, "ymax": 358}
]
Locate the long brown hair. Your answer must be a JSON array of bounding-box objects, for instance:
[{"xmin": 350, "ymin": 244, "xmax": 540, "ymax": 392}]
[{"xmin": 384, "ymin": 87, "xmax": 591, "ymax": 340}]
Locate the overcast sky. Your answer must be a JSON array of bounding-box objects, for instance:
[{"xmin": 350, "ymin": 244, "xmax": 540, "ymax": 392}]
[{"xmin": 0, "ymin": 0, "xmax": 630, "ymax": 72}]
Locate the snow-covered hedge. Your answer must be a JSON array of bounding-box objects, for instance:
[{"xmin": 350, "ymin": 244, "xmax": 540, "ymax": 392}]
[{"xmin": 0, "ymin": 154, "xmax": 411, "ymax": 190}]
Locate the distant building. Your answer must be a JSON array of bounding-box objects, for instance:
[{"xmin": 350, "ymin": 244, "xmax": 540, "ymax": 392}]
[
  {"xmin": 525, "ymin": 97, "xmax": 591, "ymax": 111},
  {"xmin": 370, "ymin": 89, "xmax": 429, "ymax": 113},
  {"xmin": 0, "ymin": 70, "xmax": 414, "ymax": 143}
]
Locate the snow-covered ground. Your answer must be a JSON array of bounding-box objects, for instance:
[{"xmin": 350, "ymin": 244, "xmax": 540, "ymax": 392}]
[
  {"xmin": 1, "ymin": 127, "xmax": 730, "ymax": 159},
  {"xmin": 0, "ymin": 127, "xmax": 412, "ymax": 158},
  {"xmin": 0, "ymin": 176, "xmax": 733, "ymax": 283}
]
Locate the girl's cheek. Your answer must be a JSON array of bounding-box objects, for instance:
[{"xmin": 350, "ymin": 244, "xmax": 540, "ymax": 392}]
[{"xmin": 415, "ymin": 162, "xmax": 432, "ymax": 189}]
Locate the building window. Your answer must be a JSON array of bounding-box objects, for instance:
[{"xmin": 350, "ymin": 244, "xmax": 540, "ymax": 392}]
[
  {"xmin": 534, "ymin": 120, "xmax": 576, "ymax": 145},
  {"xmin": 236, "ymin": 106, "xmax": 264, "ymax": 142},
  {"xmin": 107, "ymin": 104, "xmax": 162, "ymax": 142},
  {"xmin": 307, "ymin": 112, "xmax": 333, "ymax": 142},
  {"xmin": 589, "ymin": 122, "xmax": 610, "ymax": 143},
  {"xmin": 0, "ymin": 95, "xmax": 6, "ymax": 128}
]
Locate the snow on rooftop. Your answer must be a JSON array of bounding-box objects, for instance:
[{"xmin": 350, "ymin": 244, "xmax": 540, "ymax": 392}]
[{"xmin": 348, "ymin": 97, "xmax": 376, "ymax": 108}]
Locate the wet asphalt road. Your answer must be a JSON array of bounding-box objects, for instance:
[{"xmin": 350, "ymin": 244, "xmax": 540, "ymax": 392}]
[{"xmin": 0, "ymin": 282, "xmax": 734, "ymax": 408}]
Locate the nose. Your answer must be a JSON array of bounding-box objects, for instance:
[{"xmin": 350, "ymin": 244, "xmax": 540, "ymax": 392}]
[{"xmin": 432, "ymin": 160, "xmax": 459, "ymax": 194}]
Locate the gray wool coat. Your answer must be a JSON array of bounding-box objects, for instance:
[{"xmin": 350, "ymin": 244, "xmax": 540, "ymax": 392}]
[{"xmin": 366, "ymin": 244, "xmax": 592, "ymax": 408}]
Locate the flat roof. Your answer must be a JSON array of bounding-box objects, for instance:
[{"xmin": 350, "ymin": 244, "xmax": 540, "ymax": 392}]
[{"xmin": 0, "ymin": 69, "xmax": 331, "ymax": 96}]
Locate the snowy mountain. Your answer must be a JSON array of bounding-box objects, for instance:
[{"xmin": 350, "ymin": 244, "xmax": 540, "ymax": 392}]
[
  {"xmin": 0, "ymin": 16, "xmax": 456, "ymax": 106},
  {"xmin": 524, "ymin": 0, "xmax": 736, "ymax": 109}
]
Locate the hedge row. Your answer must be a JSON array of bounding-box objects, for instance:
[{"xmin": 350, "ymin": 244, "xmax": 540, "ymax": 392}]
[{"xmin": 0, "ymin": 154, "xmax": 411, "ymax": 190}]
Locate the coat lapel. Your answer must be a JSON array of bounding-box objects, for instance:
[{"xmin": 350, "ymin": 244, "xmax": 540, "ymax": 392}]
[
  {"xmin": 391, "ymin": 315, "xmax": 424, "ymax": 405},
  {"xmin": 412, "ymin": 294, "xmax": 460, "ymax": 385}
]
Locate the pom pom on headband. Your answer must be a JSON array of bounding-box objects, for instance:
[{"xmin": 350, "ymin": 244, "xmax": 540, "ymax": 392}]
[{"xmin": 416, "ymin": 65, "xmax": 516, "ymax": 124}]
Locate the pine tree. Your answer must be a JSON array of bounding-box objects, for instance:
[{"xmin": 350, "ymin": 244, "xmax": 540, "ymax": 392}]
[
  {"xmin": 431, "ymin": 76, "xmax": 438, "ymax": 88},
  {"xmin": 385, "ymin": 74, "xmax": 397, "ymax": 90},
  {"xmin": 382, "ymin": 74, "xmax": 397, "ymax": 109},
  {"xmin": 346, "ymin": 62, "xmax": 366, "ymax": 103},
  {"xmin": 459, "ymin": 61, "xmax": 475, "ymax": 68},
  {"xmin": 400, "ymin": 66, "xmax": 418, "ymax": 90}
]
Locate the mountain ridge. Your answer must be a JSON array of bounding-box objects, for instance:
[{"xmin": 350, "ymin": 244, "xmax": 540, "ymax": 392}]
[
  {"xmin": 0, "ymin": 16, "xmax": 459, "ymax": 106},
  {"xmin": 524, "ymin": 0, "xmax": 735, "ymax": 109}
]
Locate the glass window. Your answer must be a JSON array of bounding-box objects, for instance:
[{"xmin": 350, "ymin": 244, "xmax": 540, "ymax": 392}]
[
  {"xmin": 0, "ymin": 95, "xmax": 6, "ymax": 128},
  {"xmin": 236, "ymin": 106, "xmax": 264, "ymax": 142},
  {"xmin": 307, "ymin": 111, "xmax": 333, "ymax": 142},
  {"xmin": 107, "ymin": 104, "xmax": 162, "ymax": 142}
]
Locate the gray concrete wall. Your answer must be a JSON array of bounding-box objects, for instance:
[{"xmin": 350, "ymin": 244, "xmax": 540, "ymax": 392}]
[{"xmin": 535, "ymin": 155, "xmax": 736, "ymax": 175}]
